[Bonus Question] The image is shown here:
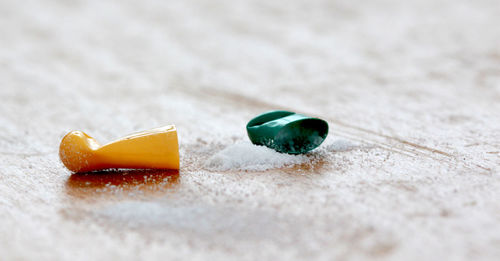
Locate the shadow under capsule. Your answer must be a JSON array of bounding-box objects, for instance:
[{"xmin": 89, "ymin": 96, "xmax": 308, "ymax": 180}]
[{"xmin": 65, "ymin": 169, "xmax": 180, "ymax": 200}]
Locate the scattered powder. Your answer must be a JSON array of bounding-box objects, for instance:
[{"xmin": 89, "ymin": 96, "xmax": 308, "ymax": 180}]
[
  {"xmin": 95, "ymin": 201, "xmax": 177, "ymax": 228},
  {"xmin": 325, "ymin": 139, "xmax": 359, "ymax": 152},
  {"xmin": 94, "ymin": 201, "xmax": 283, "ymax": 239},
  {"xmin": 204, "ymin": 141, "xmax": 310, "ymax": 171}
]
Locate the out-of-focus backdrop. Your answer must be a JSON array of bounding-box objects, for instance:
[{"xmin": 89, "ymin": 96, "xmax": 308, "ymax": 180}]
[{"xmin": 1, "ymin": 0, "xmax": 500, "ymax": 260}]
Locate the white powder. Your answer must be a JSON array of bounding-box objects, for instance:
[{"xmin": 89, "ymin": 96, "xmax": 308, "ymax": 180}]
[{"xmin": 204, "ymin": 141, "xmax": 310, "ymax": 171}]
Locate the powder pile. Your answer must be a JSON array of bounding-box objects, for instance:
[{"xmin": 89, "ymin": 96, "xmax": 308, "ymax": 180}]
[{"xmin": 204, "ymin": 141, "xmax": 310, "ymax": 171}]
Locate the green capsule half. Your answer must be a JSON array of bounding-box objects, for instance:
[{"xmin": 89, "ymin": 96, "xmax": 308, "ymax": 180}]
[{"xmin": 246, "ymin": 110, "xmax": 329, "ymax": 154}]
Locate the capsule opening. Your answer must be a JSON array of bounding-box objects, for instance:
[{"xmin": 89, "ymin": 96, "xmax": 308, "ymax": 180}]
[{"xmin": 273, "ymin": 119, "xmax": 329, "ymax": 154}]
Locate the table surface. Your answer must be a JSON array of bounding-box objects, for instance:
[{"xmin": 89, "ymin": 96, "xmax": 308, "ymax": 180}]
[{"xmin": 1, "ymin": 0, "xmax": 500, "ymax": 260}]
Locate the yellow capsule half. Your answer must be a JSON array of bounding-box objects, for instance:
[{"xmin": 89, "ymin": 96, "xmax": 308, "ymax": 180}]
[{"xmin": 59, "ymin": 125, "xmax": 179, "ymax": 173}]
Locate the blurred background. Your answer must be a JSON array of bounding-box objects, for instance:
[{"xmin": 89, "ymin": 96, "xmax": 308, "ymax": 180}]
[{"xmin": 1, "ymin": 0, "xmax": 500, "ymax": 152}]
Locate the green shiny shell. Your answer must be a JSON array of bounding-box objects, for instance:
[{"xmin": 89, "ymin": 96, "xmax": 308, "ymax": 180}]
[{"xmin": 246, "ymin": 110, "xmax": 329, "ymax": 154}]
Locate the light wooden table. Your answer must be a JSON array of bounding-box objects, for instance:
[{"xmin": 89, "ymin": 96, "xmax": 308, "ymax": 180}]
[{"xmin": 1, "ymin": 0, "xmax": 499, "ymax": 260}]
